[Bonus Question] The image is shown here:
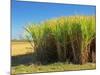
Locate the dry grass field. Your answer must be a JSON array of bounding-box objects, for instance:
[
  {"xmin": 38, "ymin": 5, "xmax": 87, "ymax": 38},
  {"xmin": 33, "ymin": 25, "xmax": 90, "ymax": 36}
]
[{"xmin": 11, "ymin": 41, "xmax": 33, "ymax": 56}]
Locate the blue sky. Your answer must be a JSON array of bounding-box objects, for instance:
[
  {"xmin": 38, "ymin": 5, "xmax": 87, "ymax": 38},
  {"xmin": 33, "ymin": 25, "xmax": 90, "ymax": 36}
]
[{"xmin": 12, "ymin": 0, "xmax": 96, "ymax": 39}]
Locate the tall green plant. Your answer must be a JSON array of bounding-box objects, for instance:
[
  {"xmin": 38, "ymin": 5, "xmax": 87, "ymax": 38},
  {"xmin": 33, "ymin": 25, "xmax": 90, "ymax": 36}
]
[{"xmin": 25, "ymin": 16, "xmax": 96, "ymax": 64}]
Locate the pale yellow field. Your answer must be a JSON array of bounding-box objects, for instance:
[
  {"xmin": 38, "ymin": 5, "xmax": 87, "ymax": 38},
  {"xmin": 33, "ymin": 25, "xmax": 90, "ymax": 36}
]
[{"xmin": 11, "ymin": 41, "xmax": 33, "ymax": 56}]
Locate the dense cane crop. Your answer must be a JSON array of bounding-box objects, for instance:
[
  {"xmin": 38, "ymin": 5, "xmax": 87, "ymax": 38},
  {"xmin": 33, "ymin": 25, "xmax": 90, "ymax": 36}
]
[{"xmin": 25, "ymin": 16, "xmax": 96, "ymax": 64}]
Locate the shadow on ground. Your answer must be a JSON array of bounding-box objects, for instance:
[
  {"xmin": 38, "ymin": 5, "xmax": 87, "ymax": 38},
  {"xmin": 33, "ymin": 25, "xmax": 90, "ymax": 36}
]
[
  {"xmin": 11, "ymin": 53, "xmax": 35, "ymax": 66},
  {"xmin": 11, "ymin": 52, "xmax": 57, "ymax": 66}
]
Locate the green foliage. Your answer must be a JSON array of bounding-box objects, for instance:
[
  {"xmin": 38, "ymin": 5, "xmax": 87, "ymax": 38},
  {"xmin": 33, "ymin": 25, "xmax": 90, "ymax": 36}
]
[
  {"xmin": 25, "ymin": 16, "xmax": 96, "ymax": 64},
  {"xmin": 12, "ymin": 63, "xmax": 96, "ymax": 74}
]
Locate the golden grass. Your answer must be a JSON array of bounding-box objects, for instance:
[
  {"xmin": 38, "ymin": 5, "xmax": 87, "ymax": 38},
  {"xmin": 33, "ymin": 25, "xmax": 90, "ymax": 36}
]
[{"xmin": 11, "ymin": 41, "xmax": 33, "ymax": 56}]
